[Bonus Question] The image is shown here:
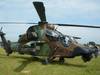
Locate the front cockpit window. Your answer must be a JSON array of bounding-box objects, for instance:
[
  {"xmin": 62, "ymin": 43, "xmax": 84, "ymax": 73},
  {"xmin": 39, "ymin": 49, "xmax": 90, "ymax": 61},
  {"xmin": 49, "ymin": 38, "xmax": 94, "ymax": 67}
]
[{"xmin": 46, "ymin": 29, "xmax": 58, "ymax": 37}]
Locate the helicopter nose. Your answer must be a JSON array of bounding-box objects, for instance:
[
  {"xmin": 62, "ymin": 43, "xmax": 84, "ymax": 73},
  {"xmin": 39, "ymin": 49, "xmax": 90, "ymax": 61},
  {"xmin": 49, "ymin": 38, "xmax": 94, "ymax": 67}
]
[
  {"xmin": 72, "ymin": 46, "xmax": 93, "ymax": 62},
  {"xmin": 81, "ymin": 53, "xmax": 93, "ymax": 62},
  {"xmin": 80, "ymin": 47, "xmax": 100, "ymax": 62}
]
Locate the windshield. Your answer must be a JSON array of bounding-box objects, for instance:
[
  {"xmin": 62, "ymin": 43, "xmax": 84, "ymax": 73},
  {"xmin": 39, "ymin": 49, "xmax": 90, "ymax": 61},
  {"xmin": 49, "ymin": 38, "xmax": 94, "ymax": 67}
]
[{"xmin": 46, "ymin": 29, "xmax": 58, "ymax": 37}]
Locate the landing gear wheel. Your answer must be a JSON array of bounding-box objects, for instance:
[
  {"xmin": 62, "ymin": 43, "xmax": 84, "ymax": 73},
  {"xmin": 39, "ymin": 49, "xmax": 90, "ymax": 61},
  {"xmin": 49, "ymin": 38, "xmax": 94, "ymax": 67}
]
[
  {"xmin": 42, "ymin": 58, "xmax": 49, "ymax": 65},
  {"xmin": 6, "ymin": 50, "xmax": 12, "ymax": 56},
  {"xmin": 59, "ymin": 57, "xmax": 65, "ymax": 64}
]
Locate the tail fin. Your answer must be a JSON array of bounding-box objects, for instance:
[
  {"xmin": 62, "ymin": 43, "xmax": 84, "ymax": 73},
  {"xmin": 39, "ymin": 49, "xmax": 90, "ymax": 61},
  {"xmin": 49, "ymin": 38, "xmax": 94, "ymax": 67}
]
[{"xmin": 0, "ymin": 28, "xmax": 12, "ymax": 56}]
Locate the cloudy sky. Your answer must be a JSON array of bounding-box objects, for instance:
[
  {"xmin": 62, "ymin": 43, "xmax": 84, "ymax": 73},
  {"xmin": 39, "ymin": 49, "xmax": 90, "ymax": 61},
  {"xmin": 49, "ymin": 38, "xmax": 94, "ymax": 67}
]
[{"xmin": 0, "ymin": 0, "xmax": 100, "ymax": 44}]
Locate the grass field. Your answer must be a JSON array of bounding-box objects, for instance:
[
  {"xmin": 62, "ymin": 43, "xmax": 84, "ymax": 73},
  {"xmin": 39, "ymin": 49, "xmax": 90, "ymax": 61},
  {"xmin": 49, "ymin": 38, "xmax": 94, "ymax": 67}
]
[{"xmin": 0, "ymin": 48, "xmax": 100, "ymax": 75}]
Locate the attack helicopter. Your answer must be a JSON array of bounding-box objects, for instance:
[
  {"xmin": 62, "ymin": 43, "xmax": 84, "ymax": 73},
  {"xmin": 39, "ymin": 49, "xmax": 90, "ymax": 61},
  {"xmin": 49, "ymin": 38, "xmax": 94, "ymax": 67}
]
[{"xmin": 0, "ymin": 1, "xmax": 100, "ymax": 64}]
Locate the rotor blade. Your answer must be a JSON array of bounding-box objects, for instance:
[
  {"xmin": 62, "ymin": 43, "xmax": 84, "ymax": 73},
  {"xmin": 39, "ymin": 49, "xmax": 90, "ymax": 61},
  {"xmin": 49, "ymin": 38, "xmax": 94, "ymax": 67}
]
[
  {"xmin": 1, "ymin": 22, "xmax": 100, "ymax": 28},
  {"xmin": 73, "ymin": 37, "xmax": 81, "ymax": 39},
  {"xmin": 0, "ymin": 22, "xmax": 37, "ymax": 24},
  {"xmin": 65, "ymin": 35, "xmax": 81, "ymax": 39},
  {"xmin": 33, "ymin": 1, "xmax": 46, "ymax": 22},
  {"xmin": 57, "ymin": 24, "xmax": 100, "ymax": 28}
]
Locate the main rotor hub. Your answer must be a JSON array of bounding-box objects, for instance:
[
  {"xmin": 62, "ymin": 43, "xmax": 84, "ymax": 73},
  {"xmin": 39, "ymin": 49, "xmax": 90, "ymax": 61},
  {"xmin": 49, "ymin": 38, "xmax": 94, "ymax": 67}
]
[{"xmin": 38, "ymin": 21, "xmax": 48, "ymax": 25}]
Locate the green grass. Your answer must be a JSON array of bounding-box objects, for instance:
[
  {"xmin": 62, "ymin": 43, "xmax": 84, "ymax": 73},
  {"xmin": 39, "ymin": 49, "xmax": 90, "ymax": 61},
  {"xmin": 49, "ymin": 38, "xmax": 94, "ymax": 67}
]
[{"xmin": 0, "ymin": 48, "xmax": 100, "ymax": 75}]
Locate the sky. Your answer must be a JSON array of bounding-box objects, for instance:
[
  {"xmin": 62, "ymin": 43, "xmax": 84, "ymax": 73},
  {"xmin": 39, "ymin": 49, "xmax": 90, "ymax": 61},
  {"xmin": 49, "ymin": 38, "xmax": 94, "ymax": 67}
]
[{"xmin": 0, "ymin": 0, "xmax": 100, "ymax": 44}]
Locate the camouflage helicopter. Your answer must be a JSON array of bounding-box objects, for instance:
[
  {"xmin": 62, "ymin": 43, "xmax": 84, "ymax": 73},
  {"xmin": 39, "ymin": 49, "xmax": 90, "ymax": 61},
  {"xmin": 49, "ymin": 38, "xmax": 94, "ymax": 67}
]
[{"xmin": 0, "ymin": 1, "xmax": 100, "ymax": 64}]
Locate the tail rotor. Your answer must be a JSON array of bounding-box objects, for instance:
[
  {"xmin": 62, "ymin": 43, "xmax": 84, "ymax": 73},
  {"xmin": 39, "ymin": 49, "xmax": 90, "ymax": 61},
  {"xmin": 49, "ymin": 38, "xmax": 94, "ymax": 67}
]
[{"xmin": 0, "ymin": 27, "xmax": 12, "ymax": 56}]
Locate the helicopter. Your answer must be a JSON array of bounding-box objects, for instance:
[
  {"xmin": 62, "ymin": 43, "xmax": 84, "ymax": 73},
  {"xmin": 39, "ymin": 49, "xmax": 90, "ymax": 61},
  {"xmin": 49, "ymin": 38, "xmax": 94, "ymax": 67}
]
[{"xmin": 0, "ymin": 1, "xmax": 100, "ymax": 64}]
